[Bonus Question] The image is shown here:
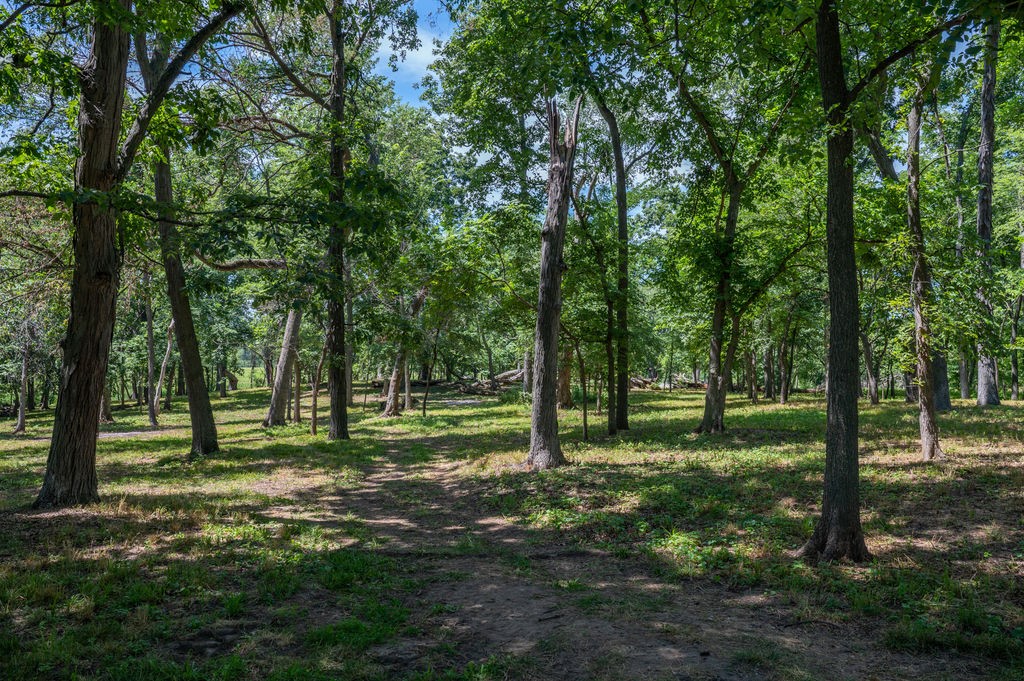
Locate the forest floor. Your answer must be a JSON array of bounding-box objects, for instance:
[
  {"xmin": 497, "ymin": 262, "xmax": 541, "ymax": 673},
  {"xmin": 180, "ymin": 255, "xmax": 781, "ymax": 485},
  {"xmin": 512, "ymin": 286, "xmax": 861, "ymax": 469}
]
[{"xmin": 1, "ymin": 386, "xmax": 1023, "ymax": 680}]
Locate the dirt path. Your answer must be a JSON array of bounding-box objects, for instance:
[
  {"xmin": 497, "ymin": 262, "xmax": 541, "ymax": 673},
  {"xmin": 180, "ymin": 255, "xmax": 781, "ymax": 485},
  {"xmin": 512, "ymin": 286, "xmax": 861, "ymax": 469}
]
[{"xmin": 265, "ymin": 450, "xmax": 992, "ymax": 681}]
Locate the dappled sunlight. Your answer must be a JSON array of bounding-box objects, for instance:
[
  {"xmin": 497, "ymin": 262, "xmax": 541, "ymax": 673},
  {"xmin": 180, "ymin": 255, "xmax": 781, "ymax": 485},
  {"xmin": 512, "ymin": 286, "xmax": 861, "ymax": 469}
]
[{"xmin": 1, "ymin": 387, "xmax": 1022, "ymax": 678}]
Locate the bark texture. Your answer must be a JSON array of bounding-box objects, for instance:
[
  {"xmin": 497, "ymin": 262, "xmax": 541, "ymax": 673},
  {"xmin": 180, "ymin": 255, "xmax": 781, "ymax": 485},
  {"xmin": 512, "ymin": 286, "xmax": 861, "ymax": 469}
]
[
  {"xmin": 528, "ymin": 97, "xmax": 582, "ymax": 470},
  {"xmin": 595, "ymin": 100, "xmax": 630, "ymax": 432},
  {"xmin": 265, "ymin": 309, "xmax": 302, "ymax": 427},
  {"xmin": 35, "ymin": 4, "xmax": 132, "ymax": 507},
  {"xmin": 326, "ymin": 3, "xmax": 350, "ymax": 440},
  {"xmin": 976, "ymin": 18, "xmax": 1001, "ymax": 406},
  {"xmin": 799, "ymin": 0, "xmax": 869, "ymax": 562},
  {"xmin": 907, "ymin": 80, "xmax": 943, "ymax": 461}
]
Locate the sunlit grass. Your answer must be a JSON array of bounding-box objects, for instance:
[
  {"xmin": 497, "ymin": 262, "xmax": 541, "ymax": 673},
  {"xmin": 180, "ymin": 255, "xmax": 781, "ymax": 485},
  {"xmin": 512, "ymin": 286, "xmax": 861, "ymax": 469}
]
[{"xmin": 0, "ymin": 385, "xmax": 1022, "ymax": 679}]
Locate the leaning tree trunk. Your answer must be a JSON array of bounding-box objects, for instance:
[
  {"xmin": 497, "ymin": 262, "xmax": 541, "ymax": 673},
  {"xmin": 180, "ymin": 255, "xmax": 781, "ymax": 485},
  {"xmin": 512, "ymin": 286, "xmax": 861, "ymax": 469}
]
[
  {"xmin": 157, "ymin": 148, "xmax": 219, "ymax": 457},
  {"xmin": 698, "ymin": 182, "xmax": 741, "ymax": 433},
  {"xmin": 13, "ymin": 342, "xmax": 29, "ymax": 434},
  {"xmin": 800, "ymin": 0, "xmax": 870, "ymax": 563},
  {"xmin": 527, "ymin": 97, "xmax": 582, "ymax": 470},
  {"xmin": 34, "ymin": 5, "xmax": 131, "ymax": 508},
  {"xmin": 860, "ymin": 332, "xmax": 880, "ymax": 405},
  {"xmin": 264, "ymin": 308, "xmax": 302, "ymax": 427},
  {"xmin": 382, "ymin": 349, "xmax": 405, "ymax": 417},
  {"xmin": 153, "ymin": 319, "xmax": 174, "ymax": 420},
  {"xmin": 977, "ymin": 17, "xmax": 1001, "ymax": 406},
  {"xmin": 907, "ymin": 80, "xmax": 943, "ymax": 462},
  {"xmin": 596, "ymin": 100, "xmax": 630, "ymax": 432}
]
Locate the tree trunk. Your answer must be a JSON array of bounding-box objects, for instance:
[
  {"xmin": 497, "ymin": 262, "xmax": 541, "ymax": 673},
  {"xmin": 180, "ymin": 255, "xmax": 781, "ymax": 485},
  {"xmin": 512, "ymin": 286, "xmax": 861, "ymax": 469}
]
[
  {"xmin": 860, "ymin": 332, "xmax": 880, "ymax": 405},
  {"xmin": 959, "ymin": 350, "xmax": 971, "ymax": 399},
  {"xmin": 595, "ymin": 101, "xmax": 630, "ymax": 432},
  {"xmin": 763, "ymin": 345, "xmax": 775, "ymax": 401},
  {"xmin": 557, "ymin": 343, "xmax": 574, "ymax": 409},
  {"xmin": 780, "ymin": 321, "xmax": 797, "ymax": 405},
  {"xmin": 576, "ymin": 340, "xmax": 588, "ymax": 441},
  {"xmin": 153, "ymin": 319, "xmax": 174, "ymax": 420},
  {"xmin": 41, "ymin": 371, "xmax": 50, "ymax": 411},
  {"xmin": 100, "ymin": 385, "xmax": 114, "ymax": 423},
  {"xmin": 422, "ymin": 328, "xmax": 441, "ymax": 417},
  {"xmin": 522, "ymin": 348, "xmax": 532, "ymax": 395},
  {"xmin": 34, "ymin": 5, "xmax": 131, "ymax": 508},
  {"xmin": 903, "ymin": 373, "xmax": 918, "ymax": 403},
  {"xmin": 144, "ymin": 267, "xmax": 158, "ymax": 426},
  {"xmin": 698, "ymin": 184, "xmax": 741, "ymax": 433},
  {"xmin": 382, "ymin": 349, "xmax": 404, "ymax": 417},
  {"xmin": 528, "ymin": 97, "xmax": 581, "ymax": 470},
  {"xmin": 403, "ymin": 355, "xmax": 413, "ymax": 411},
  {"xmin": 264, "ymin": 309, "xmax": 302, "ymax": 427},
  {"xmin": 164, "ymin": 362, "xmax": 174, "ymax": 412},
  {"xmin": 800, "ymin": 0, "xmax": 869, "ymax": 563},
  {"xmin": 217, "ymin": 359, "xmax": 227, "ymax": 398},
  {"xmin": 311, "ymin": 341, "xmax": 327, "ymax": 435},
  {"xmin": 746, "ymin": 350, "xmax": 758, "ymax": 404},
  {"xmin": 13, "ymin": 342, "xmax": 28, "ymax": 434},
  {"xmin": 345, "ymin": 260, "xmax": 355, "ymax": 408},
  {"xmin": 605, "ymin": 297, "xmax": 617, "ymax": 436},
  {"xmin": 326, "ymin": 4, "xmax": 350, "ymax": 440},
  {"xmin": 157, "ymin": 148, "xmax": 219, "ymax": 457},
  {"xmin": 933, "ymin": 352, "xmax": 951, "ymax": 412},
  {"xmin": 907, "ymin": 80, "xmax": 943, "ymax": 461},
  {"xmin": 977, "ymin": 17, "xmax": 1001, "ymax": 407},
  {"xmin": 292, "ymin": 347, "xmax": 302, "ymax": 423}
]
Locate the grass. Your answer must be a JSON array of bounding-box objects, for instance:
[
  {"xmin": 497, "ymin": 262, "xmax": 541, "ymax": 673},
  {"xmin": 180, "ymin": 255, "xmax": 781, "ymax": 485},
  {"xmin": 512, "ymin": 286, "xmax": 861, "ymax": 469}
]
[{"xmin": 0, "ymin": 385, "xmax": 1022, "ymax": 679}]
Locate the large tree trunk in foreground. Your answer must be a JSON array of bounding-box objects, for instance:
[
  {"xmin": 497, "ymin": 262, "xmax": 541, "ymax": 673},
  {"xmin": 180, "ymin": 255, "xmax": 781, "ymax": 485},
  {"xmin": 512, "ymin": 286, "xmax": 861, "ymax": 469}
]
[
  {"xmin": 34, "ymin": 6, "xmax": 131, "ymax": 508},
  {"xmin": 976, "ymin": 17, "xmax": 1001, "ymax": 407},
  {"xmin": 907, "ymin": 81, "xmax": 943, "ymax": 462},
  {"xmin": 264, "ymin": 309, "xmax": 302, "ymax": 427},
  {"xmin": 800, "ymin": 0, "xmax": 869, "ymax": 562},
  {"xmin": 528, "ymin": 97, "xmax": 582, "ymax": 470}
]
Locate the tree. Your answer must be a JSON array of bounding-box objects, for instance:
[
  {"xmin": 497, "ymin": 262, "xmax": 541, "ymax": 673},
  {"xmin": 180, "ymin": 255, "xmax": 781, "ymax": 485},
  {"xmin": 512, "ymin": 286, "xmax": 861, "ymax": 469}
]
[
  {"xmin": 528, "ymin": 96, "xmax": 583, "ymax": 470},
  {"xmin": 976, "ymin": 15, "xmax": 1001, "ymax": 406},
  {"xmin": 34, "ymin": 1, "xmax": 241, "ymax": 507}
]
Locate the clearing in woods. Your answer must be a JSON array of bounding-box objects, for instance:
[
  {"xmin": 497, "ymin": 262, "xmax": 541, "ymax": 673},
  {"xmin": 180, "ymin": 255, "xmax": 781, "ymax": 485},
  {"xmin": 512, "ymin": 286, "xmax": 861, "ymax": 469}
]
[{"xmin": 1, "ymin": 386, "xmax": 1022, "ymax": 680}]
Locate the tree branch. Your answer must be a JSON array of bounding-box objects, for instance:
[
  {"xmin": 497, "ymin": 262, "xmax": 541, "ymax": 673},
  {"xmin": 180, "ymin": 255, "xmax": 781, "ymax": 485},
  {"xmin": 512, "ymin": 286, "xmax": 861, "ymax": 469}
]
[{"xmin": 115, "ymin": 2, "xmax": 244, "ymax": 183}]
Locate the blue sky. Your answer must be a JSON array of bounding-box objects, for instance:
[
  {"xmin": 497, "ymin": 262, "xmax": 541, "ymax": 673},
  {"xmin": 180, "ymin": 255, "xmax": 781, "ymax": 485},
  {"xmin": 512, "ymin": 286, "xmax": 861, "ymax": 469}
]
[{"xmin": 374, "ymin": 0, "xmax": 454, "ymax": 105}]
